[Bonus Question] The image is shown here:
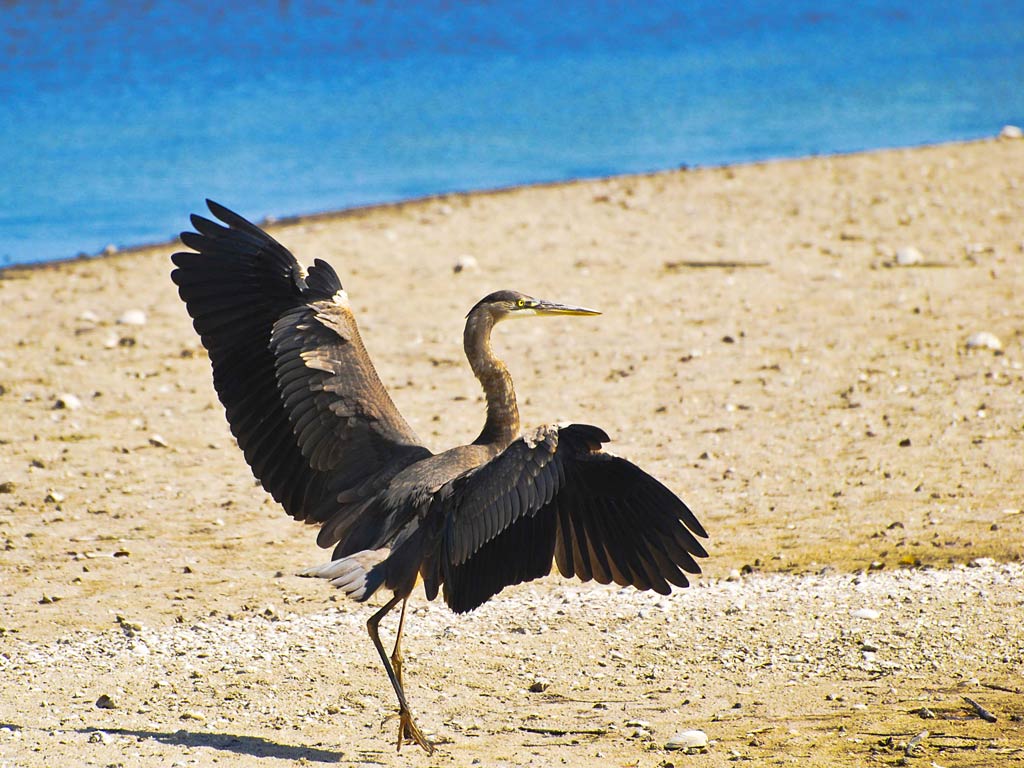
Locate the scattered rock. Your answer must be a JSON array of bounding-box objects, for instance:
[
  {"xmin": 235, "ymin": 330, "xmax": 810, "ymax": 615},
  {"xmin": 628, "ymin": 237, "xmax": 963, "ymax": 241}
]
[
  {"xmin": 894, "ymin": 246, "xmax": 923, "ymax": 266},
  {"xmin": 528, "ymin": 677, "xmax": 550, "ymax": 693},
  {"xmin": 851, "ymin": 608, "xmax": 880, "ymax": 620},
  {"xmin": 78, "ymin": 310, "xmax": 100, "ymax": 323},
  {"xmin": 964, "ymin": 242, "xmax": 995, "ymax": 257},
  {"xmin": 965, "ymin": 331, "xmax": 1002, "ymax": 351},
  {"xmin": 115, "ymin": 615, "xmax": 143, "ymax": 635},
  {"xmin": 148, "ymin": 434, "xmax": 168, "ymax": 448},
  {"xmin": 117, "ymin": 309, "xmax": 147, "ymax": 326},
  {"xmin": 453, "ymin": 255, "xmax": 478, "ymax": 274},
  {"xmin": 0, "ymin": 481, "xmax": 15, "ymax": 494},
  {"xmin": 54, "ymin": 393, "xmax": 83, "ymax": 410},
  {"xmin": 999, "ymin": 124, "xmax": 1023, "ymax": 139},
  {"xmin": 905, "ymin": 730, "xmax": 929, "ymax": 756},
  {"xmin": 44, "ymin": 491, "xmax": 65, "ymax": 504},
  {"xmin": 665, "ymin": 729, "xmax": 708, "ymax": 752},
  {"xmin": 95, "ymin": 694, "xmax": 117, "ymax": 709}
]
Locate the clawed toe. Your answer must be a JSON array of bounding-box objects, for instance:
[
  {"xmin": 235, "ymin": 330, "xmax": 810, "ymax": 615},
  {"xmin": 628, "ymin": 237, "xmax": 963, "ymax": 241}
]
[{"xmin": 397, "ymin": 707, "xmax": 434, "ymax": 755}]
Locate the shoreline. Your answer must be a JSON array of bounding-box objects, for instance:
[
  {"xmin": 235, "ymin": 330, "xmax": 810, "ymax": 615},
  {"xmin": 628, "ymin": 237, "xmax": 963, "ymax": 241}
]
[{"xmin": 3, "ymin": 136, "xmax": 1012, "ymax": 276}]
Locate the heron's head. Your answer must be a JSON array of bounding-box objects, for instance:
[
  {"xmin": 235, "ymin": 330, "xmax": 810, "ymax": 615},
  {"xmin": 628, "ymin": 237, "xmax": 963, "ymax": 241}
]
[{"xmin": 467, "ymin": 290, "xmax": 600, "ymax": 322}]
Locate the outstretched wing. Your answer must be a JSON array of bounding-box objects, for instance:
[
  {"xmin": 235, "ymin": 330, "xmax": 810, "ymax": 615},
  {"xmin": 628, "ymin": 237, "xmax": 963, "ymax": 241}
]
[
  {"xmin": 436, "ymin": 424, "xmax": 708, "ymax": 613},
  {"xmin": 170, "ymin": 200, "xmax": 429, "ymax": 543}
]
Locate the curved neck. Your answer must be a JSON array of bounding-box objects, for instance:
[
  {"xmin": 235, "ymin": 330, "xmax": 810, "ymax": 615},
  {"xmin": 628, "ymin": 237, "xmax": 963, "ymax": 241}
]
[{"xmin": 464, "ymin": 311, "xmax": 520, "ymax": 448}]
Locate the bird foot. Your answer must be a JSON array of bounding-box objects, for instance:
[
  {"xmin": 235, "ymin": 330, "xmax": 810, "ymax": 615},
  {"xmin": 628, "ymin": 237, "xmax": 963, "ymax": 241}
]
[{"xmin": 393, "ymin": 706, "xmax": 434, "ymax": 755}]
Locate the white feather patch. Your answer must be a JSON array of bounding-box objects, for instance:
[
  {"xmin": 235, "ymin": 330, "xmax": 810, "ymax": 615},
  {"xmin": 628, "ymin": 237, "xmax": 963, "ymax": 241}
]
[{"xmin": 300, "ymin": 548, "xmax": 389, "ymax": 601}]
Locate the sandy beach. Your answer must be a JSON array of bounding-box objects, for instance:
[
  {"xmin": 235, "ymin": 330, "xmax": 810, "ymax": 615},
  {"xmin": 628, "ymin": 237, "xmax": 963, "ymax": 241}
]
[{"xmin": 1, "ymin": 138, "xmax": 1022, "ymax": 766}]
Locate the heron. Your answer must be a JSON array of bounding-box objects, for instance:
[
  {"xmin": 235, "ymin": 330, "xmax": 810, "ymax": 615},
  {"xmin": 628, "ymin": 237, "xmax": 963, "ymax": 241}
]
[{"xmin": 170, "ymin": 200, "xmax": 708, "ymax": 754}]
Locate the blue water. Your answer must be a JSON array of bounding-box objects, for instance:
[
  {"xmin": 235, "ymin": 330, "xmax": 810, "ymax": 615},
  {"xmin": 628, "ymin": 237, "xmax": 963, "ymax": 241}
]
[{"xmin": 1, "ymin": 1, "xmax": 1022, "ymax": 267}]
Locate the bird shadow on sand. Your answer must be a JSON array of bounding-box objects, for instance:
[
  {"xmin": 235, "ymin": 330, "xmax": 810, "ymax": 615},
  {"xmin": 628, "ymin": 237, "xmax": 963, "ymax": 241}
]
[{"xmin": 77, "ymin": 727, "xmax": 342, "ymax": 762}]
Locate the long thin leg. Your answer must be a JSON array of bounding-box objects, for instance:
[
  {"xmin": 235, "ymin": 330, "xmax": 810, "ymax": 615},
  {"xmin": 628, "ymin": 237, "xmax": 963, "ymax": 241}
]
[
  {"xmin": 390, "ymin": 596, "xmax": 409, "ymax": 689},
  {"xmin": 367, "ymin": 594, "xmax": 434, "ymax": 755}
]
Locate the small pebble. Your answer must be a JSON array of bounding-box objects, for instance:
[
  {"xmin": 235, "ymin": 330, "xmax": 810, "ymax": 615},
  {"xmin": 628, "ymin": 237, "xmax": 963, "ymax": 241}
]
[
  {"xmin": 665, "ymin": 729, "xmax": 708, "ymax": 752},
  {"xmin": 999, "ymin": 124, "xmax": 1023, "ymax": 139},
  {"xmin": 453, "ymin": 255, "xmax": 478, "ymax": 274},
  {"xmin": 894, "ymin": 246, "xmax": 923, "ymax": 266},
  {"xmin": 117, "ymin": 309, "xmax": 147, "ymax": 326},
  {"xmin": 44, "ymin": 491, "xmax": 65, "ymax": 503},
  {"xmin": 148, "ymin": 434, "xmax": 168, "ymax": 448},
  {"xmin": 965, "ymin": 332, "xmax": 1001, "ymax": 351},
  {"xmin": 95, "ymin": 694, "xmax": 117, "ymax": 709},
  {"xmin": 528, "ymin": 677, "xmax": 550, "ymax": 693},
  {"xmin": 54, "ymin": 393, "xmax": 83, "ymax": 410},
  {"xmin": 852, "ymin": 608, "xmax": 880, "ymax": 620}
]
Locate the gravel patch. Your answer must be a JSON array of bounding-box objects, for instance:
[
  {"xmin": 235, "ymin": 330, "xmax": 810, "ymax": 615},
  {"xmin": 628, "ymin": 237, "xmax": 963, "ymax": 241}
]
[{"xmin": 2, "ymin": 563, "xmax": 1022, "ymax": 766}]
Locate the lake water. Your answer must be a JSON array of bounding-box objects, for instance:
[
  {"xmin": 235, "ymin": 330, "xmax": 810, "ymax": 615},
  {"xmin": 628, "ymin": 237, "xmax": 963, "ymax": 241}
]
[{"xmin": 1, "ymin": 1, "xmax": 1022, "ymax": 266}]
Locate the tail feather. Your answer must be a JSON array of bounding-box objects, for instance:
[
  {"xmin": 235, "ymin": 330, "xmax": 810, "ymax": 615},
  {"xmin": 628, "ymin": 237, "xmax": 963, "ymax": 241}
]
[{"xmin": 300, "ymin": 548, "xmax": 390, "ymax": 602}]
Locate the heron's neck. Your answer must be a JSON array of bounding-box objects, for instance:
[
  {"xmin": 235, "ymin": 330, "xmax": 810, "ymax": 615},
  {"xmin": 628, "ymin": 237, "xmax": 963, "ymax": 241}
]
[{"xmin": 464, "ymin": 312, "xmax": 520, "ymax": 448}]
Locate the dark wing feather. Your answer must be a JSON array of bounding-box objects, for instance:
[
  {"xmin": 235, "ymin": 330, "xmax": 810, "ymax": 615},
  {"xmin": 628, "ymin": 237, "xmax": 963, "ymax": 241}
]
[
  {"xmin": 439, "ymin": 423, "xmax": 708, "ymax": 612},
  {"xmin": 171, "ymin": 200, "xmax": 429, "ymax": 541}
]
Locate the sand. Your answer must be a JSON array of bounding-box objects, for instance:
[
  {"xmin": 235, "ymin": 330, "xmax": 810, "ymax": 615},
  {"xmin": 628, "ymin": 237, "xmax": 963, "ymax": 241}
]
[{"xmin": 1, "ymin": 138, "xmax": 1022, "ymax": 766}]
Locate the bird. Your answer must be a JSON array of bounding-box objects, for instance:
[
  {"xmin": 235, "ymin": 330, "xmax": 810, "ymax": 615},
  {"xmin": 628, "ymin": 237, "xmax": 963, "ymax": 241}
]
[{"xmin": 170, "ymin": 200, "xmax": 708, "ymax": 754}]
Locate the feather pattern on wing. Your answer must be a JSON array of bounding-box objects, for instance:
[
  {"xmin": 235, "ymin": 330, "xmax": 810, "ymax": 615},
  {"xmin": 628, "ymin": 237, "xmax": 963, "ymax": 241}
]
[
  {"xmin": 436, "ymin": 423, "xmax": 708, "ymax": 613},
  {"xmin": 170, "ymin": 200, "xmax": 430, "ymax": 543}
]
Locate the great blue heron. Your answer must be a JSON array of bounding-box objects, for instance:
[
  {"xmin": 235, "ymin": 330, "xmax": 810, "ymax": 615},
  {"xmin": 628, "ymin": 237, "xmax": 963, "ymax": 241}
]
[{"xmin": 170, "ymin": 200, "xmax": 708, "ymax": 754}]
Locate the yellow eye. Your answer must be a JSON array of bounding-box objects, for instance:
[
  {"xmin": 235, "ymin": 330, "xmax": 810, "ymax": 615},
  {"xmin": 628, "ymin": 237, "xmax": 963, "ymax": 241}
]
[{"xmin": 517, "ymin": 299, "xmax": 526, "ymax": 307}]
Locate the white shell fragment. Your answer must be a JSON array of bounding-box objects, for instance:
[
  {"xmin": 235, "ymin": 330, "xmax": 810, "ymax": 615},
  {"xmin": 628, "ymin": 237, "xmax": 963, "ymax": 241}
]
[
  {"xmin": 894, "ymin": 246, "xmax": 923, "ymax": 266},
  {"xmin": 999, "ymin": 124, "xmax": 1023, "ymax": 139},
  {"xmin": 965, "ymin": 332, "xmax": 1002, "ymax": 351},
  {"xmin": 851, "ymin": 608, "xmax": 880, "ymax": 620},
  {"xmin": 117, "ymin": 309, "xmax": 147, "ymax": 326},
  {"xmin": 666, "ymin": 729, "xmax": 709, "ymax": 752}
]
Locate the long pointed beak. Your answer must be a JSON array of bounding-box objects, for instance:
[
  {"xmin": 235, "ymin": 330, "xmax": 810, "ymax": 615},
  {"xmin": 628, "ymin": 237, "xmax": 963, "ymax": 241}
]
[{"xmin": 532, "ymin": 300, "xmax": 601, "ymax": 317}]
